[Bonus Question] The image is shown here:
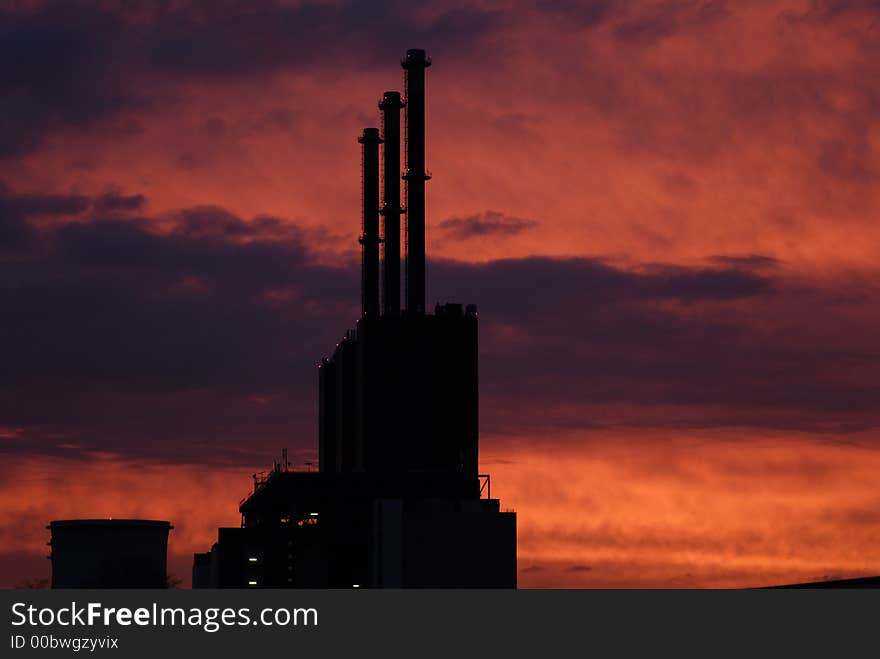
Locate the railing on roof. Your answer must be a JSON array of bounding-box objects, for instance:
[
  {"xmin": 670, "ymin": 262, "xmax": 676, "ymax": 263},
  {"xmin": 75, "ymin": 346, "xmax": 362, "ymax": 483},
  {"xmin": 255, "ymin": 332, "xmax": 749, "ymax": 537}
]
[
  {"xmin": 478, "ymin": 474, "xmax": 491, "ymax": 500},
  {"xmin": 239, "ymin": 462, "xmax": 318, "ymax": 505}
]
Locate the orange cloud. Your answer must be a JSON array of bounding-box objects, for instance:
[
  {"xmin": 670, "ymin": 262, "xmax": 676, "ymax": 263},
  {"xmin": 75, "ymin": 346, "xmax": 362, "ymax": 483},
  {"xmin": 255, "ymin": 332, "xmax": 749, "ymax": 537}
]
[
  {"xmin": 6, "ymin": 429, "xmax": 880, "ymax": 588},
  {"xmin": 485, "ymin": 428, "xmax": 880, "ymax": 587}
]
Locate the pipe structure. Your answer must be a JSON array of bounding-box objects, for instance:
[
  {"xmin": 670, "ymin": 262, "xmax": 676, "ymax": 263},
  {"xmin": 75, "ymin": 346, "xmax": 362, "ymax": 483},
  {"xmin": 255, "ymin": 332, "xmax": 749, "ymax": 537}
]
[
  {"xmin": 379, "ymin": 91, "xmax": 404, "ymax": 316},
  {"xmin": 402, "ymin": 49, "xmax": 431, "ymax": 315},
  {"xmin": 358, "ymin": 127, "xmax": 382, "ymax": 318}
]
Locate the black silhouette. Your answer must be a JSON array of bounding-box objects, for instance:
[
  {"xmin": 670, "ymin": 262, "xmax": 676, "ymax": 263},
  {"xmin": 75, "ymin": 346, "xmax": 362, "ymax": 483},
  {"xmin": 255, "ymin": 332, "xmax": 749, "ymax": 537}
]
[
  {"xmin": 48, "ymin": 519, "xmax": 172, "ymax": 588},
  {"xmin": 194, "ymin": 49, "xmax": 517, "ymax": 589},
  {"xmin": 765, "ymin": 576, "xmax": 880, "ymax": 589}
]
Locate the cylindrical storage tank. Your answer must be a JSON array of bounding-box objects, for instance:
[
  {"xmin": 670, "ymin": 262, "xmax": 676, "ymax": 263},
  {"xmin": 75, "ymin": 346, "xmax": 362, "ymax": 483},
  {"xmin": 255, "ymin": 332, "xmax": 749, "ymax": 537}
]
[{"xmin": 48, "ymin": 519, "xmax": 173, "ymax": 588}]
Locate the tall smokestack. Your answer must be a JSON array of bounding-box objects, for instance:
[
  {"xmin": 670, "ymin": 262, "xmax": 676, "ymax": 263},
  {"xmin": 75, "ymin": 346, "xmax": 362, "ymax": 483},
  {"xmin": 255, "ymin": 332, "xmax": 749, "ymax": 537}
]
[
  {"xmin": 379, "ymin": 91, "xmax": 404, "ymax": 316},
  {"xmin": 358, "ymin": 127, "xmax": 381, "ymax": 318},
  {"xmin": 402, "ymin": 49, "xmax": 431, "ymax": 315}
]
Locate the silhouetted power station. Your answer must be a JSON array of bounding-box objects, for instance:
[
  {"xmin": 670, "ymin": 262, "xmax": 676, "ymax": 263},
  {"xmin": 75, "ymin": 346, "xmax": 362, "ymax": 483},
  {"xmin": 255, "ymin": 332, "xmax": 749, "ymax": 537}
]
[
  {"xmin": 33, "ymin": 49, "xmax": 879, "ymax": 593},
  {"xmin": 193, "ymin": 49, "xmax": 517, "ymax": 589}
]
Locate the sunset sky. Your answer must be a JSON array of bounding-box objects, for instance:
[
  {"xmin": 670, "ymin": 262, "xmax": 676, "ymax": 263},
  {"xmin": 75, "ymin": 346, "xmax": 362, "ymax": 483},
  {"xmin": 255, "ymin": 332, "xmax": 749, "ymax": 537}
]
[{"xmin": 1, "ymin": 0, "xmax": 879, "ymax": 588}]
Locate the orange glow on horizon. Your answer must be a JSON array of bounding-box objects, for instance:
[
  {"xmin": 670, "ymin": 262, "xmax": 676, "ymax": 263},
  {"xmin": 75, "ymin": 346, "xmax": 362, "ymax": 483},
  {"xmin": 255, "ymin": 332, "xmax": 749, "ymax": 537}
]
[{"xmin": 4, "ymin": 430, "xmax": 880, "ymax": 589}]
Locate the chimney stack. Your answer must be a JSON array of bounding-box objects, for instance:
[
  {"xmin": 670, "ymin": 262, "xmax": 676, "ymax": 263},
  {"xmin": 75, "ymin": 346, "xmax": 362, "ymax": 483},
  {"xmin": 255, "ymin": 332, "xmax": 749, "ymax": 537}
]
[
  {"xmin": 358, "ymin": 127, "xmax": 381, "ymax": 318},
  {"xmin": 402, "ymin": 49, "xmax": 431, "ymax": 315},
  {"xmin": 379, "ymin": 91, "xmax": 404, "ymax": 316}
]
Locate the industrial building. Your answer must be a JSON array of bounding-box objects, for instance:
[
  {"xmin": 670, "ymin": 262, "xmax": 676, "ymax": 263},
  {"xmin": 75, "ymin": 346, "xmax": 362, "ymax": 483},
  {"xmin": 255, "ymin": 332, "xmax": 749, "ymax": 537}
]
[
  {"xmin": 194, "ymin": 49, "xmax": 517, "ymax": 589},
  {"xmin": 48, "ymin": 519, "xmax": 173, "ymax": 588}
]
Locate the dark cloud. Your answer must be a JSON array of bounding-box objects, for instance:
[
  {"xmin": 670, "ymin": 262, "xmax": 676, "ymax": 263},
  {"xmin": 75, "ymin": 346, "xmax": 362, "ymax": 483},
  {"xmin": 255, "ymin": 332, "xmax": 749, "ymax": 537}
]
[
  {"xmin": 0, "ymin": 0, "xmax": 503, "ymax": 155},
  {"xmin": 709, "ymin": 255, "xmax": 780, "ymax": 268},
  {"xmin": 93, "ymin": 192, "xmax": 146, "ymax": 213},
  {"xmin": 1, "ymin": 182, "xmax": 877, "ymax": 463},
  {"xmin": 430, "ymin": 256, "xmax": 773, "ymax": 314},
  {"xmin": 640, "ymin": 263, "xmax": 774, "ymax": 300},
  {"xmin": 0, "ymin": 214, "xmax": 28, "ymax": 249},
  {"xmin": 430, "ymin": 256, "xmax": 877, "ymax": 435},
  {"xmin": 0, "ymin": 3, "xmax": 134, "ymax": 156},
  {"xmin": 798, "ymin": 0, "xmax": 880, "ymax": 21},
  {"xmin": 437, "ymin": 211, "xmax": 538, "ymax": 240},
  {"xmin": 0, "ymin": 186, "xmax": 358, "ymax": 462},
  {"xmin": 142, "ymin": 1, "xmax": 501, "ymax": 78},
  {"xmin": 613, "ymin": 0, "xmax": 729, "ymax": 44},
  {"xmin": 565, "ymin": 564, "xmax": 593, "ymax": 572},
  {"xmin": 537, "ymin": 0, "xmax": 729, "ymax": 37},
  {"xmin": 536, "ymin": 0, "xmax": 620, "ymax": 28},
  {"xmin": 0, "ymin": 183, "xmax": 90, "ymax": 248},
  {"xmin": 0, "ymin": 183, "xmax": 90, "ymax": 219}
]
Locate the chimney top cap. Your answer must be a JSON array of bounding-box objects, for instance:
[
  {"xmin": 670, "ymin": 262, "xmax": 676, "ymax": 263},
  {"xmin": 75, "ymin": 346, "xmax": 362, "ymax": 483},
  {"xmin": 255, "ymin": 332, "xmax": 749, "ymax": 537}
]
[
  {"xmin": 402, "ymin": 49, "xmax": 431, "ymax": 68},
  {"xmin": 358, "ymin": 127, "xmax": 381, "ymax": 143},
  {"xmin": 379, "ymin": 91, "xmax": 404, "ymax": 109}
]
